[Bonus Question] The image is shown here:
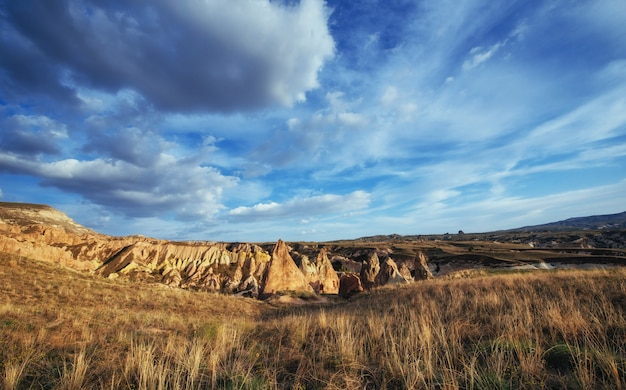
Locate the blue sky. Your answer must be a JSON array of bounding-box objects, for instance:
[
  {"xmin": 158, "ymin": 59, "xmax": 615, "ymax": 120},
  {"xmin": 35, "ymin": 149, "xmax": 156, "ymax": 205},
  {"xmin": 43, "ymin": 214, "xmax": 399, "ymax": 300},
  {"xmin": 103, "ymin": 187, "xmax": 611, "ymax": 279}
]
[{"xmin": 1, "ymin": 0, "xmax": 625, "ymax": 242}]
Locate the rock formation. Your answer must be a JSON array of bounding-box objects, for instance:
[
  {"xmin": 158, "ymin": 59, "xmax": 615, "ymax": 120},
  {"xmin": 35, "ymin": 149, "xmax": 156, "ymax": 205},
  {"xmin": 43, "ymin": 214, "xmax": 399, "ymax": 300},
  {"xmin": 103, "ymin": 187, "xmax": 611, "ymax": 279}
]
[
  {"xmin": 414, "ymin": 251, "xmax": 433, "ymax": 280},
  {"xmin": 331, "ymin": 255, "xmax": 361, "ymax": 273},
  {"xmin": 398, "ymin": 263, "xmax": 413, "ymax": 281},
  {"xmin": 299, "ymin": 248, "xmax": 340, "ymax": 294},
  {"xmin": 237, "ymin": 275, "xmax": 260, "ymax": 298},
  {"xmin": 0, "ymin": 202, "xmax": 90, "ymax": 235},
  {"xmin": 0, "ymin": 215, "xmax": 122, "ymax": 271},
  {"xmin": 1, "ymin": 201, "xmax": 453, "ymax": 301},
  {"xmin": 8, "ymin": 201, "xmax": 626, "ymax": 301},
  {"xmin": 259, "ymin": 240, "xmax": 314, "ymax": 299},
  {"xmin": 299, "ymin": 255, "xmax": 317, "ymax": 287},
  {"xmin": 360, "ymin": 252, "xmax": 380, "ymax": 290},
  {"xmin": 90, "ymin": 239, "xmax": 275, "ymax": 293},
  {"xmin": 339, "ymin": 273, "xmax": 364, "ymax": 297},
  {"xmin": 376, "ymin": 257, "xmax": 411, "ymax": 285},
  {"xmin": 314, "ymin": 249, "xmax": 340, "ymax": 294}
]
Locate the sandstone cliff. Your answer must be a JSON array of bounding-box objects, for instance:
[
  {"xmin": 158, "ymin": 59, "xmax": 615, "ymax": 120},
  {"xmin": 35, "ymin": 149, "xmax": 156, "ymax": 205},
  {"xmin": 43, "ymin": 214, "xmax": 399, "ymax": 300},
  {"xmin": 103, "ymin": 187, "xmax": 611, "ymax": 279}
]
[
  {"xmin": 0, "ymin": 203, "xmax": 318, "ymax": 298},
  {"xmin": 94, "ymin": 240, "xmax": 273, "ymax": 295}
]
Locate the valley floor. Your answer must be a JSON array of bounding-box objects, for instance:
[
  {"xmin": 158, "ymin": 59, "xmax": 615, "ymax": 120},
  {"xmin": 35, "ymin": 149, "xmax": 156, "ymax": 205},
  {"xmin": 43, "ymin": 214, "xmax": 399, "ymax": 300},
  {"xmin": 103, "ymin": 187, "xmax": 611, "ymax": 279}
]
[{"xmin": 1, "ymin": 253, "xmax": 625, "ymax": 389}]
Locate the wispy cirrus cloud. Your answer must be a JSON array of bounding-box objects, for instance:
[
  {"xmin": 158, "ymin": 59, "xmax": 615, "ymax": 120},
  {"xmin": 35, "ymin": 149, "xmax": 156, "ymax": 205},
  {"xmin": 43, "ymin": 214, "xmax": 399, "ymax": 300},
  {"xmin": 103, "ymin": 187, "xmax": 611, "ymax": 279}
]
[{"xmin": 462, "ymin": 41, "xmax": 505, "ymax": 70}]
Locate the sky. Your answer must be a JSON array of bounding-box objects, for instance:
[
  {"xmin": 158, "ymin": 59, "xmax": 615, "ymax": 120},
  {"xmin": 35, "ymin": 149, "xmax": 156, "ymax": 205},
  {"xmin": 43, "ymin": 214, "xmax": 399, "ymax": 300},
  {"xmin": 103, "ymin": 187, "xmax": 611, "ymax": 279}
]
[{"xmin": 1, "ymin": 0, "xmax": 625, "ymax": 242}]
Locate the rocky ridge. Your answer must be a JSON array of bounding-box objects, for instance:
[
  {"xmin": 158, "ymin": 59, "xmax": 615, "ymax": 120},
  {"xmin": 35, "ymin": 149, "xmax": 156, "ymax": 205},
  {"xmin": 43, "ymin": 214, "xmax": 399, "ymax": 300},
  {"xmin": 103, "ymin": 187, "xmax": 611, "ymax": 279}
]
[
  {"xmin": 2, "ymin": 202, "xmax": 625, "ymax": 300},
  {"xmin": 0, "ymin": 202, "xmax": 431, "ymax": 299}
]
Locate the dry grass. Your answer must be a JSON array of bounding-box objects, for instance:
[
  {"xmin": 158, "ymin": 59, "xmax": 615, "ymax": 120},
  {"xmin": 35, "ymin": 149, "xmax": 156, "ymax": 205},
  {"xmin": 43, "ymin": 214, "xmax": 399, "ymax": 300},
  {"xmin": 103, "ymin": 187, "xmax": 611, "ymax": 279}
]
[{"xmin": 1, "ymin": 252, "xmax": 625, "ymax": 389}]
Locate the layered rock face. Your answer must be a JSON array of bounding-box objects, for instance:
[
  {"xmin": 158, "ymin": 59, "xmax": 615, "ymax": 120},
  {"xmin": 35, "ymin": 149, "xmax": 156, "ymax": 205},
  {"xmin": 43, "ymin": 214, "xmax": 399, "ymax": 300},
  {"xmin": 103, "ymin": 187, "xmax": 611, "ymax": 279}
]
[
  {"xmin": 0, "ymin": 202, "xmax": 90, "ymax": 235},
  {"xmin": 96, "ymin": 240, "xmax": 272, "ymax": 297}
]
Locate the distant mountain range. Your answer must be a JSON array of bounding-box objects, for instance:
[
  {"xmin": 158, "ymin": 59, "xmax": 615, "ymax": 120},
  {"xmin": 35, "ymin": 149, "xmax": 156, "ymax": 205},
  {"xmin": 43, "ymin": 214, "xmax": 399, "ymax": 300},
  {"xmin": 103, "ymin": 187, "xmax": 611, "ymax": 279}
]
[
  {"xmin": 355, "ymin": 211, "xmax": 626, "ymax": 242},
  {"xmin": 511, "ymin": 211, "xmax": 626, "ymax": 232}
]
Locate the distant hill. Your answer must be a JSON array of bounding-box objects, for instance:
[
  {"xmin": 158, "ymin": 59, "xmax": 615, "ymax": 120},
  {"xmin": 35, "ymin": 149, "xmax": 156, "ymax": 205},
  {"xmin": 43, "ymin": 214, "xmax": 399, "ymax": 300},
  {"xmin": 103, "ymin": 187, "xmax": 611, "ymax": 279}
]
[
  {"xmin": 511, "ymin": 211, "xmax": 626, "ymax": 232},
  {"xmin": 0, "ymin": 201, "xmax": 91, "ymax": 235},
  {"xmin": 354, "ymin": 211, "xmax": 626, "ymax": 242}
]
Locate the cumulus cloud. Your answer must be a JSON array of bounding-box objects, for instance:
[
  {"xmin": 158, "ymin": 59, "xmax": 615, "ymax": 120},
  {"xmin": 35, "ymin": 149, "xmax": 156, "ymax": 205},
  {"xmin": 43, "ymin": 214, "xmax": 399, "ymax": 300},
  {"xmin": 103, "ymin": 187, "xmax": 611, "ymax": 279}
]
[
  {"xmin": 2, "ymin": 0, "xmax": 334, "ymax": 112},
  {"xmin": 0, "ymin": 115, "xmax": 68, "ymax": 157},
  {"xmin": 0, "ymin": 152, "xmax": 237, "ymax": 220},
  {"xmin": 228, "ymin": 190, "xmax": 370, "ymax": 222}
]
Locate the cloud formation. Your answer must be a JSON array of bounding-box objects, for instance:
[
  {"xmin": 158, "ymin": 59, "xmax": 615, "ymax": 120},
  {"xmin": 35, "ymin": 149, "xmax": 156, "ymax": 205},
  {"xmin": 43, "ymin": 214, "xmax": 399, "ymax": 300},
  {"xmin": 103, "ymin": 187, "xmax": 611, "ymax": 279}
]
[
  {"xmin": 0, "ymin": 152, "xmax": 237, "ymax": 220},
  {"xmin": 2, "ymin": 0, "xmax": 334, "ymax": 112},
  {"xmin": 462, "ymin": 42, "xmax": 504, "ymax": 70},
  {"xmin": 1, "ymin": 115, "xmax": 68, "ymax": 157},
  {"xmin": 1, "ymin": 0, "xmax": 625, "ymax": 241},
  {"xmin": 229, "ymin": 191, "xmax": 370, "ymax": 222}
]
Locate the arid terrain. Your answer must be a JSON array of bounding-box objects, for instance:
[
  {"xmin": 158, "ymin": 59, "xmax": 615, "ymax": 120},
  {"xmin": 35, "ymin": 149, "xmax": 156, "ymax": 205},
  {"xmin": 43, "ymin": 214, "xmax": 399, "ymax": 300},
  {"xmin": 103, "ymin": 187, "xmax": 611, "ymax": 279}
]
[{"xmin": 1, "ymin": 201, "xmax": 625, "ymax": 388}]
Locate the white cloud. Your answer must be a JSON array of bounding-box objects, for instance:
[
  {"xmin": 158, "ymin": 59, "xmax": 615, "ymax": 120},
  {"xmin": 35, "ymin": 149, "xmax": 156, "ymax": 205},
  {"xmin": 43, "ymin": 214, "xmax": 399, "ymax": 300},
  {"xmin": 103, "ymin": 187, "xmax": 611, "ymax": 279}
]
[
  {"xmin": 250, "ymin": 91, "xmax": 373, "ymax": 169},
  {"xmin": 228, "ymin": 190, "xmax": 370, "ymax": 222},
  {"xmin": 398, "ymin": 102, "xmax": 419, "ymax": 120},
  {"xmin": 0, "ymin": 152, "xmax": 238, "ymax": 220},
  {"xmin": 510, "ymin": 20, "xmax": 529, "ymax": 41},
  {"xmin": 381, "ymin": 86, "xmax": 398, "ymax": 105},
  {"xmin": 338, "ymin": 112, "xmax": 368, "ymax": 128},
  {"xmin": 326, "ymin": 91, "xmax": 349, "ymax": 112},
  {"xmin": 2, "ymin": 0, "xmax": 625, "ymax": 243},
  {"xmin": 462, "ymin": 41, "xmax": 505, "ymax": 70},
  {"xmin": 380, "ymin": 177, "xmax": 626, "ymax": 236},
  {"xmin": 286, "ymin": 118, "xmax": 301, "ymax": 131}
]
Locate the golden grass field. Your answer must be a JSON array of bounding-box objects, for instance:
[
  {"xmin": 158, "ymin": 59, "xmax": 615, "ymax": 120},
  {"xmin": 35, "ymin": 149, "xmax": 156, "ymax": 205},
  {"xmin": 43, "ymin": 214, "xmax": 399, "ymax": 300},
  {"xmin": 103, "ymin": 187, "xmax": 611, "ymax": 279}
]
[{"xmin": 1, "ymin": 253, "xmax": 625, "ymax": 389}]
